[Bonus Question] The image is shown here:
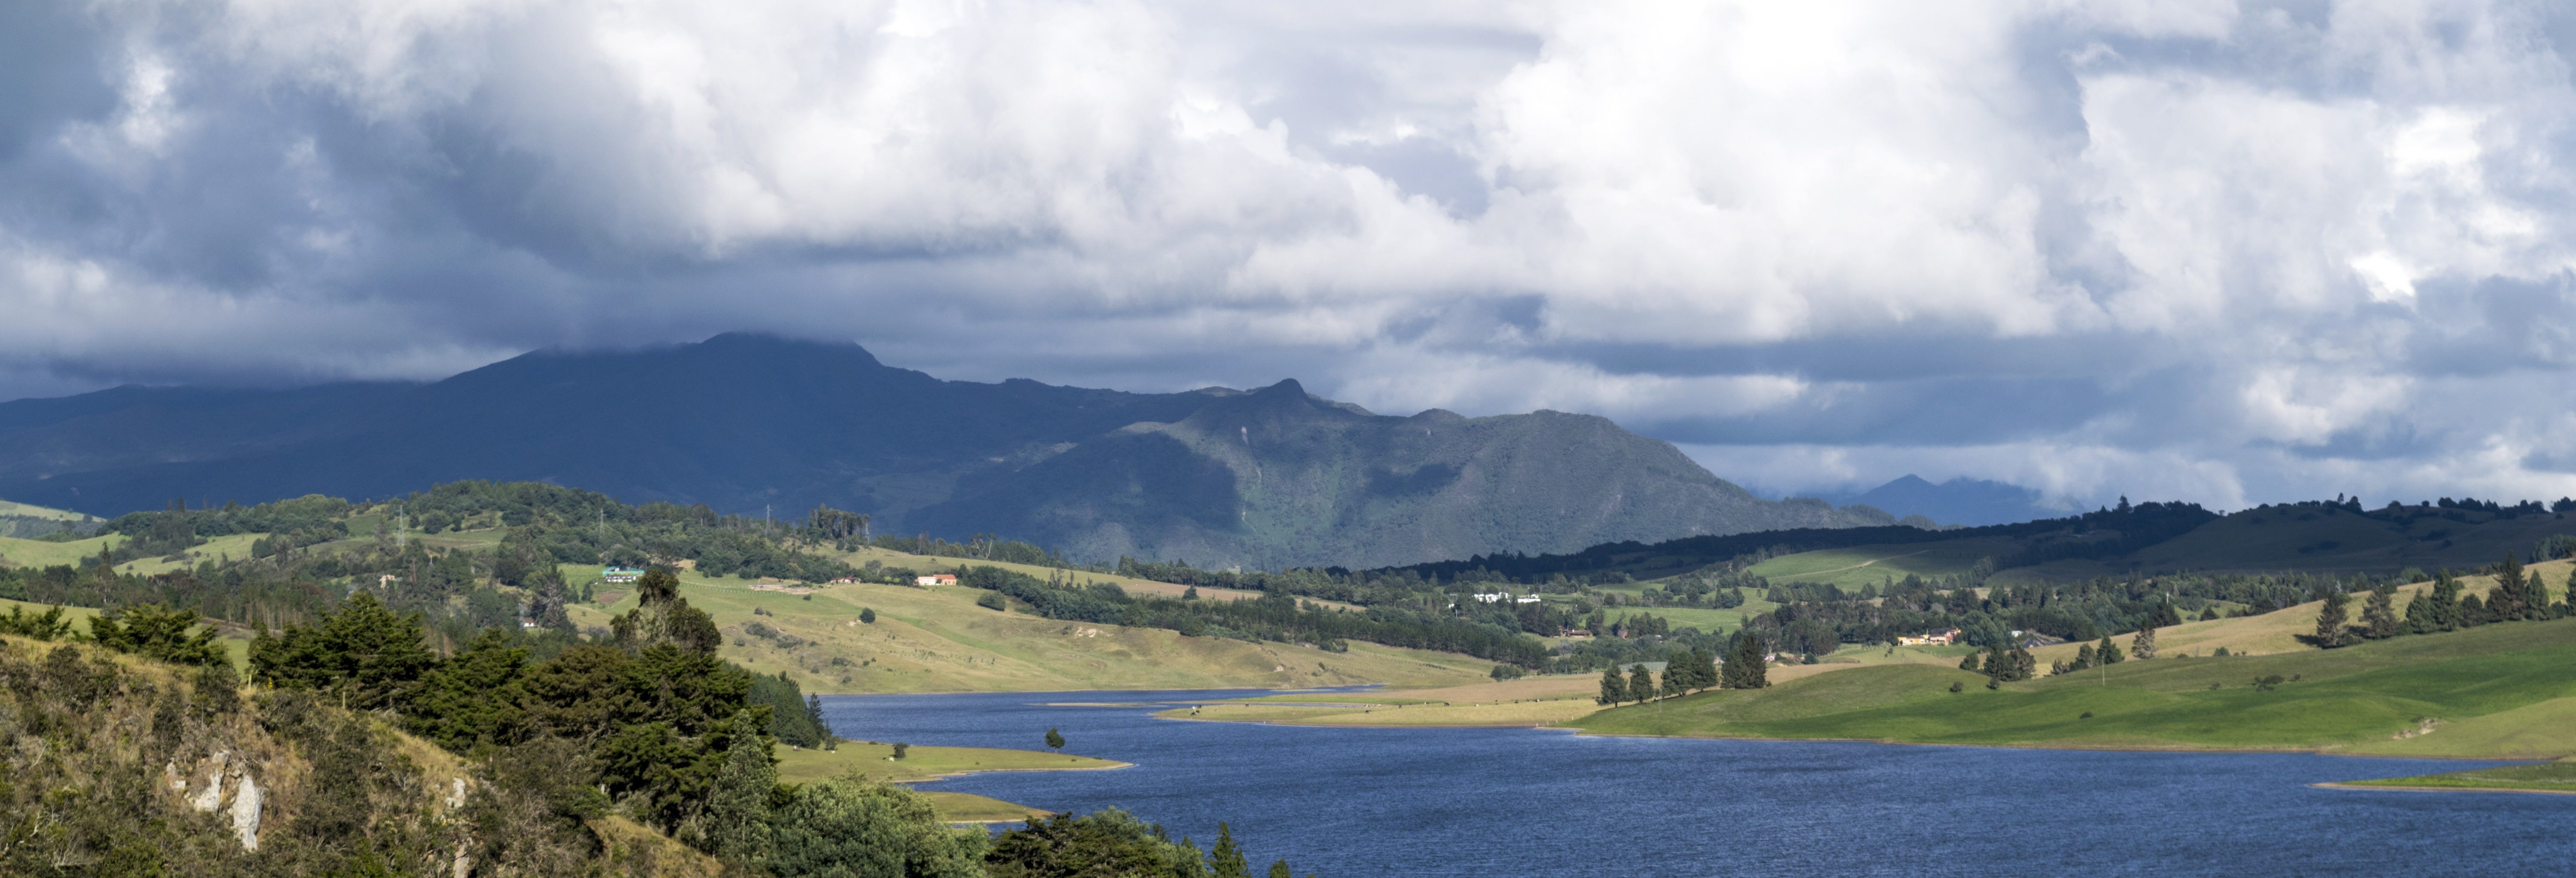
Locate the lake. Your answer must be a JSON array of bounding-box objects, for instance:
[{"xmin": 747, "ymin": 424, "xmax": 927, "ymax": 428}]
[{"xmin": 821, "ymin": 690, "xmax": 2576, "ymax": 876}]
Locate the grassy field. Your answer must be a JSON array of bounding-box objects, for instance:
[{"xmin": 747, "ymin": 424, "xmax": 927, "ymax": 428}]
[
  {"xmin": 0, "ymin": 533, "xmax": 124, "ymax": 568},
  {"xmin": 2332, "ymin": 760, "xmax": 2576, "ymax": 794},
  {"xmin": 1568, "ymin": 616, "xmax": 2576, "ymax": 758},
  {"xmin": 827, "ymin": 545, "xmax": 1348, "ymax": 607},
  {"xmin": 1743, "ymin": 537, "xmax": 2017, "ymax": 590},
  {"xmin": 775, "ymin": 742, "xmax": 1127, "ymax": 784},
  {"xmin": 776, "ymin": 741, "xmax": 1126, "ymax": 823},
  {"xmin": 1161, "ymin": 675, "xmax": 1610, "ymax": 727},
  {"xmin": 568, "ymin": 575, "xmax": 1494, "ymax": 694},
  {"xmin": 0, "ymin": 498, "xmax": 96, "ymax": 521}
]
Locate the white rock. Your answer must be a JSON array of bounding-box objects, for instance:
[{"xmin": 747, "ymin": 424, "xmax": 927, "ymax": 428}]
[{"xmin": 230, "ymin": 774, "xmax": 261, "ymax": 850}]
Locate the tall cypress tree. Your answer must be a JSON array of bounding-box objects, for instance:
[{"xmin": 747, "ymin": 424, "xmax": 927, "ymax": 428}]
[
  {"xmin": 707, "ymin": 720, "xmax": 776, "ymax": 869},
  {"xmin": 2427, "ymin": 574, "xmax": 2463, "ymax": 631},
  {"xmin": 2097, "ymin": 635, "xmax": 2123, "ymax": 665},
  {"xmin": 1598, "ymin": 665, "xmax": 1626, "ymax": 705},
  {"xmin": 1627, "ymin": 664, "xmax": 1656, "ymax": 703}
]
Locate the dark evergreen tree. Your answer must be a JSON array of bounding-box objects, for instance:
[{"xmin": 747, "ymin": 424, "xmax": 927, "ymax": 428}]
[
  {"xmin": 1957, "ymin": 650, "xmax": 1982, "ymax": 673},
  {"xmin": 1598, "ymin": 665, "xmax": 1625, "ymax": 705},
  {"xmin": 2360, "ymin": 586, "xmax": 2400, "ymax": 639},
  {"xmin": 1045, "ymin": 727, "xmax": 1066, "ymax": 752},
  {"xmin": 2488, "ymin": 555, "xmax": 2532, "ymax": 622},
  {"xmin": 1208, "ymin": 823, "xmax": 1252, "ymax": 878},
  {"xmin": 2313, "ymin": 590, "xmax": 2350, "ymax": 647},
  {"xmin": 2097, "ymin": 635, "xmax": 2123, "ymax": 664},
  {"xmin": 1627, "ymin": 664, "xmax": 1656, "ymax": 703}
]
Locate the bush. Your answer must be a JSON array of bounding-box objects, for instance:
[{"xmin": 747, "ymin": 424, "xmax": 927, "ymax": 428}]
[{"xmin": 977, "ymin": 592, "xmax": 1007, "ymax": 612}]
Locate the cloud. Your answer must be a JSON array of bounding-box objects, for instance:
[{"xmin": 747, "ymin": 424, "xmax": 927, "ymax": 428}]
[{"xmin": 6, "ymin": 0, "xmax": 2576, "ymax": 510}]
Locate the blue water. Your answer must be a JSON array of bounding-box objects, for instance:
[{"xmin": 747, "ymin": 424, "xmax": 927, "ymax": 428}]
[{"xmin": 820, "ymin": 690, "xmax": 2576, "ymax": 876}]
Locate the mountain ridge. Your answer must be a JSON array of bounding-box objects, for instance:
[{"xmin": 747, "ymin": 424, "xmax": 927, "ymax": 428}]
[{"xmin": 0, "ymin": 333, "xmax": 1900, "ymax": 568}]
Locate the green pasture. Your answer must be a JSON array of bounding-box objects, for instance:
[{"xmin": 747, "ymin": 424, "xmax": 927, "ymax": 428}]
[
  {"xmin": 775, "ymin": 742, "xmax": 1124, "ymax": 785},
  {"xmin": 2339, "ymin": 760, "xmax": 2576, "ymax": 793},
  {"xmin": 1571, "ymin": 617, "xmax": 2576, "ymax": 758},
  {"xmin": 0, "ymin": 499, "xmax": 95, "ymax": 521},
  {"xmin": 1743, "ymin": 537, "xmax": 2014, "ymax": 590},
  {"xmin": 0, "ymin": 533, "xmax": 124, "ymax": 568}
]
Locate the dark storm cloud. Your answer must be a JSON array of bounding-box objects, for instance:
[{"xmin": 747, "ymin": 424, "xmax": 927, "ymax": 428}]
[{"xmin": 7, "ymin": 0, "xmax": 2576, "ymax": 510}]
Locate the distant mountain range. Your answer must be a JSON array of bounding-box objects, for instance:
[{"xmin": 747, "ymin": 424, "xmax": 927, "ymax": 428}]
[
  {"xmin": 1810, "ymin": 474, "xmax": 2064, "ymax": 527},
  {"xmin": 0, "ymin": 333, "xmax": 1902, "ymax": 569}
]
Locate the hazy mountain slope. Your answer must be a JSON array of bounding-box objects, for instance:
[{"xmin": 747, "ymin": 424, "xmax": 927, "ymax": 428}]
[
  {"xmin": 1818, "ymin": 474, "xmax": 2060, "ymax": 527},
  {"xmin": 0, "ymin": 334, "xmax": 1896, "ymax": 568},
  {"xmin": 913, "ymin": 379, "xmax": 1894, "ymax": 569}
]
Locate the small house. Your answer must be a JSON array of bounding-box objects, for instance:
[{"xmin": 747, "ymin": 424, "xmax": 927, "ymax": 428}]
[
  {"xmin": 915, "ymin": 574, "xmax": 957, "ymax": 586},
  {"xmin": 603, "ymin": 566, "xmax": 644, "ymax": 583}
]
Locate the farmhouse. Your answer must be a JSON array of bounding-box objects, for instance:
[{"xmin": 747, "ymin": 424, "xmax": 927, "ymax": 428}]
[
  {"xmin": 603, "ymin": 566, "xmax": 644, "ymax": 583},
  {"xmin": 1897, "ymin": 628, "xmax": 1961, "ymax": 647},
  {"xmin": 916, "ymin": 574, "xmax": 958, "ymax": 586}
]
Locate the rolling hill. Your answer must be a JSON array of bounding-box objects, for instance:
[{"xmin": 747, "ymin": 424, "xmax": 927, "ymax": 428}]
[{"xmin": 0, "ymin": 333, "xmax": 1897, "ymax": 568}]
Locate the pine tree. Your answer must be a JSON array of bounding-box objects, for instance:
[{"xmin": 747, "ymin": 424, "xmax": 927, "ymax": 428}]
[
  {"xmin": 2198, "ymin": 607, "xmax": 2221, "ymax": 622},
  {"xmin": 2074, "ymin": 643, "xmax": 2095, "ymax": 670},
  {"xmin": 1628, "ymin": 664, "xmax": 1657, "ymax": 703},
  {"xmin": 2427, "ymin": 574, "xmax": 2463, "ymax": 631},
  {"xmin": 2488, "ymin": 555, "xmax": 2530, "ymax": 622},
  {"xmin": 2097, "ymin": 635, "xmax": 2123, "ymax": 665},
  {"xmin": 2314, "ymin": 590, "xmax": 2350, "ymax": 647},
  {"xmin": 1270, "ymin": 861, "xmax": 1294, "ymax": 878},
  {"xmin": 2131, "ymin": 624, "xmax": 2158, "ymax": 660},
  {"xmin": 1208, "ymin": 823, "xmax": 1252, "ymax": 878},
  {"xmin": 1727, "ymin": 634, "xmax": 1769, "ymax": 689},
  {"xmin": 707, "ymin": 721, "xmax": 776, "ymax": 869},
  {"xmin": 2360, "ymin": 586, "xmax": 2400, "ymax": 639},
  {"xmin": 1957, "ymin": 650, "xmax": 1982, "ymax": 674},
  {"xmin": 1598, "ymin": 665, "xmax": 1625, "ymax": 705}
]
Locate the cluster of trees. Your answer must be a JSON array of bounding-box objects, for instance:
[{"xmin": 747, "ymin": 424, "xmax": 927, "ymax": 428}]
[
  {"xmin": 1594, "ymin": 636, "xmax": 1770, "ymax": 706},
  {"xmin": 2050, "ymin": 635, "xmax": 2126, "ymax": 675},
  {"xmin": 1960, "ymin": 641, "xmax": 2036, "ymax": 686},
  {"xmin": 2312, "ymin": 556, "xmax": 2572, "ymax": 648},
  {"xmin": 958, "ymin": 566, "xmax": 1553, "ymax": 667}
]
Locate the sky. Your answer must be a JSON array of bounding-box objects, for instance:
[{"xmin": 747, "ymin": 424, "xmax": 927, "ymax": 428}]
[{"xmin": 6, "ymin": 0, "xmax": 2576, "ymax": 512}]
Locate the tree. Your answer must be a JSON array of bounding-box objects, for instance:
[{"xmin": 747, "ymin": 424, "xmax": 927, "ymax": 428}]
[
  {"xmin": 251, "ymin": 591, "xmax": 440, "ymax": 711},
  {"xmin": 1208, "ymin": 823, "xmax": 1252, "ymax": 878},
  {"xmin": 0, "ymin": 605, "xmax": 73, "ymax": 641},
  {"xmin": 769, "ymin": 773, "xmax": 985, "ymax": 878},
  {"xmin": 2421, "ymin": 574, "xmax": 2463, "ymax": 632},
  {"xmin": 2359, "ymin": 586, "xmax": 2400, "ymax": 639},
  {"xmin": 1725, "ymin": 634, "xmax": 1769, "ymax": 689},
  {"xmin": 2074, "ymin": 643, "xmax": 2095, "ymax": 670},
  {"xmin": 2096, "ymin": 635, "xmax": 2123, "ymax": 665},
  {"xmin": 978, "ymin": 592, "xmax": 1007, "ymax": 611},
  {"xmin": 2313, "ymin": 590, "xmax": 2351, "ymax": 647},
  {"xmin": 1957, "ymin": 650, "xmax": 1982, "ymax": 673},
  {"xmin": 1045, "ymin": 728, "xmax": 1066, "ymax": 753},
  {"xmin": 2001, "ymin": 647, "xmax": 2036, "ymax": 682},
  {"xmin": 706, "ymin": 720, "xmax": 776, "ymax": 869},
  {"xmin": 2489, "ymin": 554, "xmax": 2532, "ymax": 622},
  {"xmin": 2198, "ymin": 607, "xmax": 2221, "ymax": 622},
  {"xmin": 1627, "ymin": 664, "xmax": 1656, "ymax": 703},
  {"xmin": 612, "ymin": 567, "xmax": 722, "ymax": 654},
  {"xmin": 987, "ymin": 809, "xmax": 1206, "ymax": 878},
  {"xmin": 1271, "ymin": 860, "xmax": 1294, "ymax": 878},
  {"xmin": 89, "ymin": 603, "xmax": 225, "ymax": 666},
  {"xmin": 860, "ymin": 607, "xmax": 877, "ymax": 624},
  {"xmin": 2131, "ymin": 624, "xmax": 2158, "ymax": 660},
  {"xmin": 1598, "ymin": 665, "xmax": 1625, "ymax": 705}
]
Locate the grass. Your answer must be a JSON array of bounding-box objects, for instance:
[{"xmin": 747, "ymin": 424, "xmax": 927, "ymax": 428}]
[
  {"xmin": 1743, "ymin": 537, "xmax": 2017, "ymax": 590},
  {"xmin": 0, "ymin": 498, "xmax": 96, "ymax": 521},
  {"xmin": 568, "ymin": 575, "xmax": 1494, "ymax": 694},
  {"xmin": 0, "ymin": 533, "xmax": 125, "ymax": 568},
  {"xmin": 775, "ymin": 742, "xmax": 1127, "ymax": 784},
  {"xmin": 2333, "ymin": 760, "xmax": 2576, "ymax": 794},
  {"xmin": 776, "ymin": 742, "xmax": 1124, "ymax": 823},
  {"xmin": 1567, "ymin": 617, "xmax": 2576, "ymax": 758},
  {"xmin": 1166, "ymin": 675, "xmax": 1610, "ymax": 727}
]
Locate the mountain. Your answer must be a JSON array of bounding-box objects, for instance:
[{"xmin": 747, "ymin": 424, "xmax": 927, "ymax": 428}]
[
  {"xmin": 0, "ymin": 333, "xmax": 1898, "ymax": 568},
  {"xmin": 1817, "ymin": 474, "xmax": 2061, "ymax": 527}
]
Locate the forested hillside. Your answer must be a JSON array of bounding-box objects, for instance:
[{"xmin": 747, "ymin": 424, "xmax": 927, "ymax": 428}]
[
  {"xmin": 1, "ymin": 546, "xmax": 1316, "ymax": 875},
  {"xmin": 0, "ymin": 333, "xmax": 1896, "ymax": 569}
]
